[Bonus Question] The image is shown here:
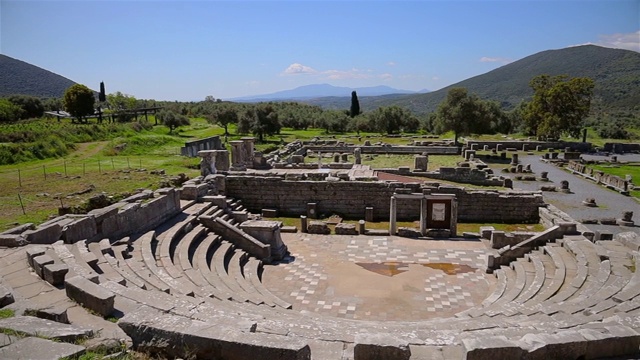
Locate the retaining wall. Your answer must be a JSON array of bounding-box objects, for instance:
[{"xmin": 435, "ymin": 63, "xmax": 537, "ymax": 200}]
[
  {"xmin": 567, "ymin": 161, "xmax": 630, "ymax": 193},
  {"xmin": 224, "ymin": 176, "xmax": 543, "ymax": 223}
]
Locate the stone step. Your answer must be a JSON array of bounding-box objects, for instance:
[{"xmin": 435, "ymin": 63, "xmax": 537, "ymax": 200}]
[
  {"xmin": 0, "ymin": 336, "xmax": 86, "ymax": 359},
  {"xmin": 514, "ymin": 252, "xmax": 546, "ymax": 304},
  {"xmin": 176, "ymin": 224, "xmax": 208, "ymax": 272},
  {"xmin": 212, "ymin": 241, "xmax": 251, "ymax": 303},
  {"xmin": 86, "ymin": 241, "xmax": 126, "ymax": 286},
  {"xmin": 483, "ymin": 261, "xmax": 527, "ymax": 317},
  {"xmin": 135, "ymin": 230, "xmax": 198, "ymax": 296},
  {"xmin": 192, "ymin": 234, "xmax": 235, "ymax": 301},
  {"xmin": 244, "ymin": 258, "xmax": 292, "ymax": 309},
  {"xmin": 227, "ymin": 249, "xmax": 265, "ymax": 305},
  {"xmin": 0, "ymin": 315, "xmax": 93, "ymax": 343},
  {"xmin": 157, "ymin": 215, "xmax": 199, "ymax": 279},
  {"xmin": 52, "ymin": 242, "xmax": 98, "ymax": 284},
  {"xmin": 114, "ymin": 243, "xmax": 170, "ymax": 293}
]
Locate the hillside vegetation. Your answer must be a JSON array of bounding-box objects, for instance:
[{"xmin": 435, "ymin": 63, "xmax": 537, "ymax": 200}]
[
  {"xmin": 304, "ymin": 45, "xmax": 640, "ymax": 115},
  {"xmin": 0, "ymin": 54, "xmax": 77, "ymax": 98}
]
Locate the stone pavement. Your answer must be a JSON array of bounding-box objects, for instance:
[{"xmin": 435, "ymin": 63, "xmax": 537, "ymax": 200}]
[
  {"xmin": 504, "ymin": 154, "xmax": 639, "ymax": 236},
  {"xmin": 263, "ymin": 233, "xmax": 497, "ymax": 321}
]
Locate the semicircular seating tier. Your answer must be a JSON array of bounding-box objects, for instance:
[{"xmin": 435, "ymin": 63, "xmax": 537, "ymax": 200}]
[{"xmin": 3, "ymin": 194, "xmax": 640, "ymax": 360}]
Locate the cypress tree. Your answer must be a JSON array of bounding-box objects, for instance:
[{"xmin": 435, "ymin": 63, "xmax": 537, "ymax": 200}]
[{"xmin": 350, "ymin": 91, "xmax": 360, "ymax": 118}]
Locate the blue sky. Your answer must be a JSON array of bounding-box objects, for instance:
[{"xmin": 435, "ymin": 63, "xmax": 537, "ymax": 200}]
[{"xmin": 2, "ymin": 0, "xmax": 639, "ymax": 101}]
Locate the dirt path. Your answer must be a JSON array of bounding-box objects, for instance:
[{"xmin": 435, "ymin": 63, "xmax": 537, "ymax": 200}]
[{"xmin": 69, "ymin": 141, "xmax": 109, "ymax": 160}]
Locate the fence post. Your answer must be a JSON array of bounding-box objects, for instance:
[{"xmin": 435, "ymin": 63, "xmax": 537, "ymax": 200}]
[
  {"xmin": 64, "ymin": 161, "xmax": 67, "ymax": 176},
  {"xmin": 18, "ymin": 193, "xmax": 25, "ymax": 215},
  {"xmin": 43, "ymin": 165, "xmax": 46, "ymax": 180}
]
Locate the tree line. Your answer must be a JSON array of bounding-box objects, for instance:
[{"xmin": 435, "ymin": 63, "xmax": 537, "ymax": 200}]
[{"xmin": 1, "ymin": 74, "xmax": 604, "ymax": 141}]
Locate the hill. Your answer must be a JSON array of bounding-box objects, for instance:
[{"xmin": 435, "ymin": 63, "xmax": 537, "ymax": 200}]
[
  {"xmin": 303, "ymin": 45, "xmax": 640, "ymax": 114},
  {"xmin": 231, "ymin": 84, "xmax": 419, "ymax": 102},
  {"xmin": 0, "ymin": 54, "xmax": 77, "ymax": 98}
]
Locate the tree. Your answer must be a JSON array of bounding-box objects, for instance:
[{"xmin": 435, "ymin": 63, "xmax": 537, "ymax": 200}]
[
  {"xmin": 434, "ymin": 87, "xmax": 496, "ymax": 144},
  {"xmin": 8, "ymin": 95, "xmax": 44, "ymax": 119},
  {"xmin": 206, "ymin": 105, "xmax": 237, "ymax": 137},
  {"xmin": 369, "ymin": 106, "xmax": 412, "ymax": 134},
  {"xmin": 63, "ymin": 84, "xmax": 95, "ymax": 122},
  {"xmin": 252, "ymin": 104, "xmax": 280, "ymax": 142},
  {"xmin": 350, "ymin": 91, "xmax": 360, "ymax": 118},
  {"xmin": 0, "ymin": 98, "xmax": 24, "ymax": 123},
  {"xmin": 156, "ymin": 109, "xmax": 190, "ymax": 133},
  {"xmin": 523, "ymin": 74, "xmax": 594, "ymax": 139}
]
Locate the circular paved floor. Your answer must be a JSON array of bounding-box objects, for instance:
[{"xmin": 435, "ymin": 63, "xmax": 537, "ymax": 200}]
[{"xmin": 263, "ymin": 233, "xmax": 497, "ymax": 321}]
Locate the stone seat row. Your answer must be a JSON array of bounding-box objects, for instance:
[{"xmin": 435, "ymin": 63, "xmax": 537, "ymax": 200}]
[{"xmin": 459, "ymin": 235, "xmax": 639, "ymax": 323}]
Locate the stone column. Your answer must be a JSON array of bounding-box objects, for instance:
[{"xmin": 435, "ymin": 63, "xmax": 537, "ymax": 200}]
[
  {"xmin": 389, "ymin": 196, "xmax": 397, "ymax": 235},
  {"xmin": 414, "ymin": 155, "xmax": 428, "ymax": 171},
  {"xmin": 511, "ymin": 153, "xmax": 519, "ymax": 165},
  {"xmin": 317, "ymin": 151, "xmax": 322, "ymax": 169},
  {"xmin": 300, "ymin": 215, "xmax": 308, "ymax": 233},
  {"xmin": 241, "ymin": 137, "xmax": 255, "ymax": 168},
  {"xmin": 198, "ymin": 150, "xmax": 217, "ymax": 177},
  {"xmin": 230, "ymin": 140, "xmax": 246, "ymax": 171},
  {"xmin": 214, "ymin": 150, "xmax": 230, "ymax": 172},
  {"xmin": 420, "ymin": 197, "xmax": 427, "ymax": 236},
  {"xmin": 450, "ymin": 198, "xmax": 458, "ymax": 237},
  {"xmin": 354, "ymin": 148, "xmax": 362, "ymax": 165}
]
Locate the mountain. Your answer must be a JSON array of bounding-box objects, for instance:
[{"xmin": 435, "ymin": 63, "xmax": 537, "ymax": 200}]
[
  {"xmin": 230, "ymin": 84, "xmax": 418, "ymax": 102},
  {"xmin": 0, "ymin": 54, "xmax": 79, "ymax": 98},
  {"xmin": 303, "ymin": 45, "xmax": 640, "ymax": 114}
]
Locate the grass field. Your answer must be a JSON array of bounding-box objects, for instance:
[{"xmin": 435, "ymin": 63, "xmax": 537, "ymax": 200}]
[{"xmin": 589, "ymin": 162, "xmax": 640, "ymax": 199}]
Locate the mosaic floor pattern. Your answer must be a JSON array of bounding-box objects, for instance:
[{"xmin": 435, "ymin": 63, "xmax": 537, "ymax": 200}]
[{"xmin": 263, "ymin": 233, "xmax": 498, "ymax": 321}]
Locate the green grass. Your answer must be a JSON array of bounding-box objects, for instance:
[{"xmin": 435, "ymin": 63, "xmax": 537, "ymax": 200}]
[
  {"xmin": 0, "ymin": 308, "xmax": 15, "ymax": 319},
  {"xmin": 266, "ymin": 216, "xmax": 545, "ymax": 233},
  {"xmin": 588, "ymin": 163, "xmax": 640, "ymax": 199}
]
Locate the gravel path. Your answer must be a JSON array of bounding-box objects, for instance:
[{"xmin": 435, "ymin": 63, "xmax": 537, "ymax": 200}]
[{"xmin": 497, "ymin": 154, "xmax": 639, "ymax": 236}]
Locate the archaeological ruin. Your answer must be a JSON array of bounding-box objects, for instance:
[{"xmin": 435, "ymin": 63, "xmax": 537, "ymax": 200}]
[{"xmin": 1, "ymin": 135, "xmax": 640, "ymax": 359}]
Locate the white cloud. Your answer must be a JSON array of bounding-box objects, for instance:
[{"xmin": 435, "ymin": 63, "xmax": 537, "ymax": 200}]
[
  {"xmin": 282, "ymin": 63, "xmax": 317, "ymax": 75},
  {"xmin": 379, "ymin": 73, "xmax": 393, "ymax": 81},
  {"xmin": 593, "ymin": 31, "xmax": 640, "ymax": 52},
  {"xmin": 479, "ymin": 56, "xmax": 512, "ymax": 64},
  {"xmin": 387, "ymin": 61, "xmax": 396, "ymax": 66},
  {"xmin": 323, "ymin": 69, "xmax": 371, "ymax": 80}
]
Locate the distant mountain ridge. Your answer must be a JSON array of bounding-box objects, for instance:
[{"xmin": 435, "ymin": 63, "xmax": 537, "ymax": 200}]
[
  {"xmin": 0, "ymin": 54, "xmax": 78, "ymax": 98},
  {"xmin": 302, "ymin": 45, "xmax": 640, "ymax": 114},
  {"xmin": 230, "ymin": 84, "xmax": 422, "ymax": 102}
]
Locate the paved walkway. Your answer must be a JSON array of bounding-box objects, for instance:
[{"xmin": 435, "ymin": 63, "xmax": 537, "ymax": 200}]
[
  {"xmin": 263, "ymin": 233, "xmax": 497, "ymax": 321},
  {"xmin": 503, "ymin": 154, "xmax": 639, "ymax": 236}
]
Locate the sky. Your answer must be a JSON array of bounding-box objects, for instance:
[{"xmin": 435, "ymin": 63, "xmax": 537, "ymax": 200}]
[{"xmin": 1, "ymin": 0, "xmax": 639, "ymax": 101}]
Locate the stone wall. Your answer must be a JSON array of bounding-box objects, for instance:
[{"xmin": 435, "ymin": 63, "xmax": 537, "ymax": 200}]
[
  {"xmin": 603, "ymin": 142, "xmax": 640, "ymax": 154},
  {"xmin": 567, "ymin": 161, "xmax": 630, "ymax": 193},
  {"xmin": 13, "ymin": 188, "xmax": 182, "ymax": 245},
  {"xmin": 466, "ymin": 140, "xmax": 592, "ymax": 152},
  {"xmin": 378, "ymin": 167, "xmax": 505, "ymax": 187},
  {"xmin": 303, "ymin": 145, "xmax": 459, "ymax": 155},
  {"xmin": 181, "ymin": 136, "xmax": 224, "ymax": 157},
  {"xmin": 224, "ymin": 175, "xmax": 543, "ymax": 223}
]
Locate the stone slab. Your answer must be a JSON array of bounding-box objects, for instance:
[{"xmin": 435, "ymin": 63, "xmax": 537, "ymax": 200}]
[
  {"xmin": 462, "ymin": 336, "xmax": 525, "ymax": 360},
  {"xmin": 23, "ymin": 223, "xmax": 62, "ymax": 245},
  {"xmin": 0, "ymin": 234, "xmax": 27, "ymax": 247},
  {"xmin": 0, "ymin": 316, "xmax": 93, "ymax": 342},
  {"xmin": 43, "ymin": 263, "xmax": 69, "ymax": 286},
  {"xmin": 64, "ymin": 276, "xmax": 115, "ymax": 317},
  {"xmin": 119, "ymin": 306, "xmax": 310, "ymax": 360},
  {"xmin": 354, "ymin": 333, "xmax": 411, "ymax": 360},
  {"xmin": 32, "ymin": 254, "xmax": 54, "ymax": 278},
  {"xmin": 0, "ymin": 336, "xmax": 85, "ymax": 359},
  {"xmin": 0, "ymin": 284, "xmax": 15, "ymax": 307}
]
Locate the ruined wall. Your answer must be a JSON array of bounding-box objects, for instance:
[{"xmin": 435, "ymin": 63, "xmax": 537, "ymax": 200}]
[
  {"xmin": 603, "ymin": 143, "xmax": 640, "ymax": 154},
  {"xmin": 225, "ymin": 176, "xmax": 543, "ymax": 223},
  {"xmin": 567, "ymin": 161, "xmax": 630, "ymax": 193},
  {"xmin": 466, "ymin": 140, "xmax": 592, "ymax": 152},
  {"xmin": 181, "ymin": 136, "xmax": 224, "ymax": 157},
  {"xmin": 303, "ymin": 145, "xmax": 459, "ymax": 155}
]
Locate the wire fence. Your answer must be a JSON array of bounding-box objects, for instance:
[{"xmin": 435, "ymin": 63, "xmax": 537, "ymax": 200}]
[{"xmin": 0, "ymin": 157, "xmax": 180, "ymax": 223}]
